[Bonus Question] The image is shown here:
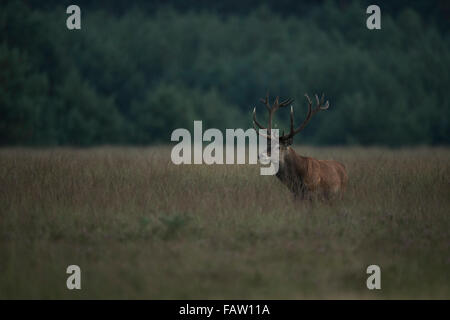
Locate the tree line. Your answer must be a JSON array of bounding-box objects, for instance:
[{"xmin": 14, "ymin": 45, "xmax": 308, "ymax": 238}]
[{"xmin": 1, "ymin": 0, "xmax": 449, "ymax": 146}]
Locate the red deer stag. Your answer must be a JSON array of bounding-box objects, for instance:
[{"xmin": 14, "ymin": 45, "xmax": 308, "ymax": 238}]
[{"xmin": 253, "ymin": 93, "xmax": 348, "ymax": 200}]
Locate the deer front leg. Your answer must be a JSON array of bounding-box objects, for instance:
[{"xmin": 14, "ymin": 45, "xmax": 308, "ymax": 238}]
[{"xmin": 292, "ymin": 182, "xmax": 312, "ymax": 202}]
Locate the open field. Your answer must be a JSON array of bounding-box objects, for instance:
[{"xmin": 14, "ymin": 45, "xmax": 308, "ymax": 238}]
[{"xmin": 0, "ymin": 146, "xmax": 449, "ymax": 299}]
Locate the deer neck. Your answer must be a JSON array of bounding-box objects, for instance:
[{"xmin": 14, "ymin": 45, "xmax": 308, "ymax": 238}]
[
  {"xmin": 278, "ymin": 145, "xmax": 289, "ymax": 166},
  {"xmin": 278, "ymin": 146, "xmax": 308, "ymax": 175},
  {"xmin": 278, "ymin": 145, "xmax": 299, "ymax": 171},
  {"xmin": 279, "ymin": 145, "xmax": 297, "ymax": 163}
]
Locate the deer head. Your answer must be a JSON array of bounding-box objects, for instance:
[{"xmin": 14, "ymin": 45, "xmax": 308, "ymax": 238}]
[{"xmin": 253, "ymin": 93, "xmax": 330, "ymax": 150}]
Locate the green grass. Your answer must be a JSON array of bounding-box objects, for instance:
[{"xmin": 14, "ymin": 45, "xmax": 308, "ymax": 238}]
[{"xmin": 0, "ymin": 146, "xmax": 449, "ymax": 299}]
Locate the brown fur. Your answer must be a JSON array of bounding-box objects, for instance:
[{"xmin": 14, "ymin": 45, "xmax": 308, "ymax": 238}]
[{"xmin": 276, "ymin": 147, "xmax": 347, "ymax": 200}]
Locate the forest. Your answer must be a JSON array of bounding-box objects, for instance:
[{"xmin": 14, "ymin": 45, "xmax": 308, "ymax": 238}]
[{"xmin": 1, "ymin": 0, "xmax": 449, "ymax": 146}]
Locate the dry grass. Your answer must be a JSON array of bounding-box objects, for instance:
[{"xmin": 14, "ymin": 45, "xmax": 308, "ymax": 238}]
[{"xmin": 0, "ymin": 146, "xmax": 449, "ymax": 299}]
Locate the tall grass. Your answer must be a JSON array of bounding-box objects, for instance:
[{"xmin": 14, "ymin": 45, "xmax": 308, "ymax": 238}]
[{"xmin": 0, "ymin": 146, "xmax": 449, "ymax": 299}]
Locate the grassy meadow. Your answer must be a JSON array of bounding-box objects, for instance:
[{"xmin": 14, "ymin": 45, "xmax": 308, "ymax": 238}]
[{"xmin": 0, "ymin": 146, "xmax": 449, "ymax": 299}]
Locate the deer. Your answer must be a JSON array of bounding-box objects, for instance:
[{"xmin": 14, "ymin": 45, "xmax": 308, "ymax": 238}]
[{"xmin": 253, "ymin": 93, "xmax": 348, "ymax": 201}]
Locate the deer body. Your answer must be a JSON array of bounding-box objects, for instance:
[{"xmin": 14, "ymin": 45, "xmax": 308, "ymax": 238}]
[
  {"xmin": 276, "ymin": 146, "xmax": 347, "ymax": 200},
  {"xmin": 253, "ymin": 93, "xmax": 348, "ymax": 201}
]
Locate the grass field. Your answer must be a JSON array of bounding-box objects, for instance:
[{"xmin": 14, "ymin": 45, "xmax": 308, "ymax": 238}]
[{"xmin": 0, "ymin": 146, "xmax": 449, "ymax": 299}]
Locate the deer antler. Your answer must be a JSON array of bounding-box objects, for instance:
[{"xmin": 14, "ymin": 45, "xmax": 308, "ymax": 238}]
[
  {"xmin": 281, "ymin": 93, "xmax": 329, "ymax": 140},
  {"xmin": 253, "ymin": 94, "xmax": 294, "ymax": 138}
]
